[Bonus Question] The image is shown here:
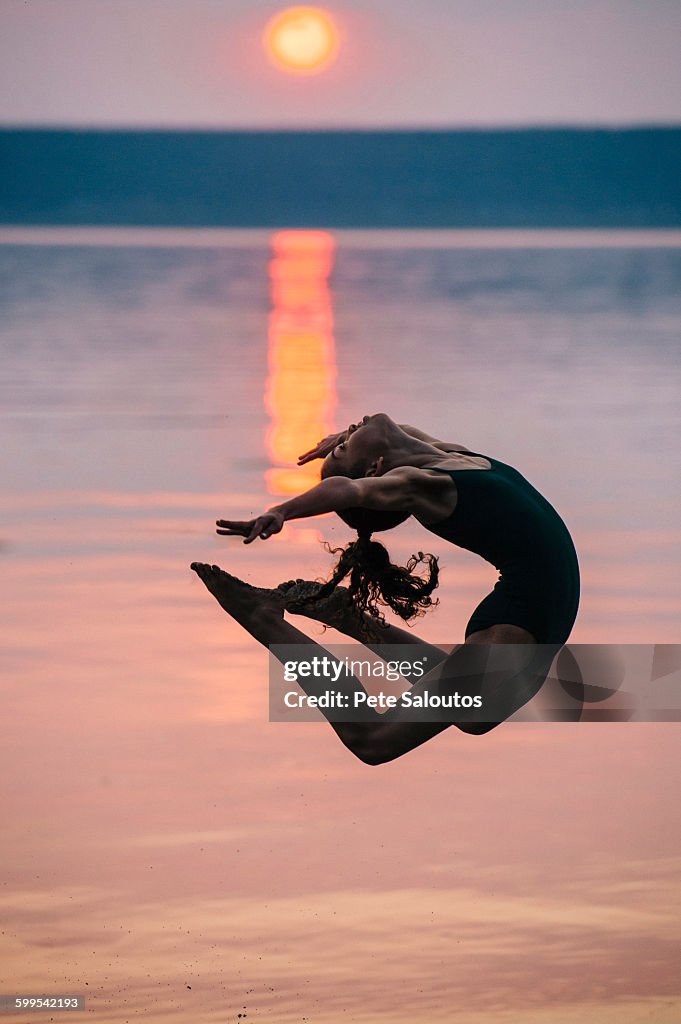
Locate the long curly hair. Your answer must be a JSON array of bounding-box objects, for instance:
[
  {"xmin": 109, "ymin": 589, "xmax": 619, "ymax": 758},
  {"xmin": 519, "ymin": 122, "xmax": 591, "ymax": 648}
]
[{"xmin": 300, "ymin": 506, "xmax": 440, "ymax": 641}]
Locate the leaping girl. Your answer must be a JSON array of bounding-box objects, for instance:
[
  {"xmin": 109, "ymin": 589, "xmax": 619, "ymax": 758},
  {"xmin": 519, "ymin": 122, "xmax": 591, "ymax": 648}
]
[{"xmin": 191, "ymin": 414, "xmax": 579, "ymax": 764}]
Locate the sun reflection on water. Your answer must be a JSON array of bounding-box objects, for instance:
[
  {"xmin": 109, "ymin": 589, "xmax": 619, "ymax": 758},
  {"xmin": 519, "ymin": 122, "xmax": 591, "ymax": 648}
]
[{"xmin": 265, "ymin": 230, "xmax": 337, "ymax": 497}]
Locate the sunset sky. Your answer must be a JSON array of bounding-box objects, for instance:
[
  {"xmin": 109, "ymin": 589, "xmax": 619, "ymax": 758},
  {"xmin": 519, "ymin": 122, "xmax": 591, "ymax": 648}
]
[{"xmin": 1, "ymin": 0, "xmax": 680, "ymax": 128}]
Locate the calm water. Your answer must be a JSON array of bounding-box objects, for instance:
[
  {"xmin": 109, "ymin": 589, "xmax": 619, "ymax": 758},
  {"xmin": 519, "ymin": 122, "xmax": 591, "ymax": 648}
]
[{"xmin": 1, "ymin": 230, "xmax": 680, "ymax": 1023}]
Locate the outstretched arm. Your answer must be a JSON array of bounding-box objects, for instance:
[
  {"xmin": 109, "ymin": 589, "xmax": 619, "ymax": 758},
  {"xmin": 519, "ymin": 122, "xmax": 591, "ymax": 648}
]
[{"xmin": 216, "ymin": 469, "xmax": 425, "ymax": 544}]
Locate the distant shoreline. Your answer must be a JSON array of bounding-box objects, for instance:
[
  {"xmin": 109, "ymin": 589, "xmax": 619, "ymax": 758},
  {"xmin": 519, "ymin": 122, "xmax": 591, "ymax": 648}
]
[{"xmin": 2, "ymin": 127, "xmax": 680, "ymax": 228}]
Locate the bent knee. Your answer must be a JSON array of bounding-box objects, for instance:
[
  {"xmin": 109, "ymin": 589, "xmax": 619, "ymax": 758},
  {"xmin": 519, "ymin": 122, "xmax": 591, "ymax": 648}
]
[
  {"xmin": 341, "ymin": 734, "xmax": 397, "ymax": 766},
  {"xmin": 347, "ymin": 741, "xmax": 395, "ymax": 766},
  {"xmin": 456, "ymin": 720, "xmax": 500, "ymax": 736},
  {"xmin": 338, "ymin": 724, "xmax": 390, "ymax": 766}
]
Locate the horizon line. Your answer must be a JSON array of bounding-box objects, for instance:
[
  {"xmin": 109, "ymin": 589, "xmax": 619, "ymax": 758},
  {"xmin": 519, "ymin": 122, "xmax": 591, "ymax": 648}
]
[{"xmin": 1, "ymin": 121, "xmax": 680, "ymax": 134}]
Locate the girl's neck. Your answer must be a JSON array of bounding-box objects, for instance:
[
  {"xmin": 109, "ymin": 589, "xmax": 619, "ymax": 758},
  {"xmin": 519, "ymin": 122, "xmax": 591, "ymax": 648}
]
[{"xmin": 383, "ymin": 436, "xmax": 446, "ymax": 472}]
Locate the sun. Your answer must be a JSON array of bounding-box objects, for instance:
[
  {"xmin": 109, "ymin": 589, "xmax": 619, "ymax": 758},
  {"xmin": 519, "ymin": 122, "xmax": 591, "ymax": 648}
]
[{"xmin": 264, "ymin": 7, "xmax": 339, "ymax": 75}]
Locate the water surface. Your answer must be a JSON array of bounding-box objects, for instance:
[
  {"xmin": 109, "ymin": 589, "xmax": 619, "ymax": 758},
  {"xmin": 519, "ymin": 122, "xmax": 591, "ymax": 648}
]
[{"xmin": 1, "ymin": 230, "xmax": 680, "ymax": 1022}]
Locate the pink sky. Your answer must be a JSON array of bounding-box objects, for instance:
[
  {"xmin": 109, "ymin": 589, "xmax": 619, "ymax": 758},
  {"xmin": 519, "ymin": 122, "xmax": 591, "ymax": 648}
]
[{"xmin": 1, "ymin": 0, "xmax": 680, "ymax": 127}]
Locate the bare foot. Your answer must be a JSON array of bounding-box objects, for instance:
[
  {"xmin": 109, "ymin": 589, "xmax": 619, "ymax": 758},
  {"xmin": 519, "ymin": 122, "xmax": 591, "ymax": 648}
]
[
  {"xmin": 191, "ymin": 563, "xmax": 284, "ymax": 629},
  {"xmin": 277, "ymin": 579, "xmax": 352, "ymax": 628}
]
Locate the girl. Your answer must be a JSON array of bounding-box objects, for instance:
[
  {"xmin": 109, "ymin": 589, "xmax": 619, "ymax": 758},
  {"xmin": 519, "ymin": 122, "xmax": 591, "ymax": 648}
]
[{"xmin": 192, "ymin": 414, "xmax": 579, "ymax": 763}]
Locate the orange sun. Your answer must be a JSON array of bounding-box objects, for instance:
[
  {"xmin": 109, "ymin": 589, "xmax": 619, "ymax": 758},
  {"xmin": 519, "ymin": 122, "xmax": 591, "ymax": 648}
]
[{"xmin": 264, "ymin": 6, "xmax": 339, "ymax": 75}]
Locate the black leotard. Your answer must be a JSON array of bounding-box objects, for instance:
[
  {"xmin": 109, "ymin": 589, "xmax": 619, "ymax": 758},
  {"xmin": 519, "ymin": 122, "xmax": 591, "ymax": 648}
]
[{"xmin": 425, "ymin": 455, "xmax": 580, "ymax": 644}]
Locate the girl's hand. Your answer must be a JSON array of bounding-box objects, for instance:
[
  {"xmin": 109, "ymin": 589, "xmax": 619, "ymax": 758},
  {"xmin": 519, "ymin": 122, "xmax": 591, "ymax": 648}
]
[
  {"xmin": 216, "ymin": 511, "xmax": 284, "ymax": 544},
  {"xmin": 297, "ymin": 430, "xmax": 347, "ymax": 466},
  {"xmin": 296, "ymin": 418, "xmax": 370, "ymax": 465},
  {"xmin": 296, "ymin": 415, "xmax": 372, "ymax": 464}
]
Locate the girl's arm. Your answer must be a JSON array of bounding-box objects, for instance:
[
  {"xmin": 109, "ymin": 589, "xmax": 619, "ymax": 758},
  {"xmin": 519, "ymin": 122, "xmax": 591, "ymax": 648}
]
[{"xmin": 216, "ymin": 470, "xmax": 425, "ymax": 544}]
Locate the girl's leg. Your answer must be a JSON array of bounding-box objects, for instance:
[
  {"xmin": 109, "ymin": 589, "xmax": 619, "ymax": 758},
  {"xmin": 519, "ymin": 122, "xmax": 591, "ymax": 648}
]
[
  {"xmin": 279, "ymin": 582, "xmax": 550, "ymax": 737},
  {"xmin": 192, "ymin": 564, "xmax": 551, "ymax": 764},
  {"xmin": 277, "ymin": 579, "xmax": 451, "ymax": 666},
  {"xmin": 192, "ymin": 563, "xmax": 453, "ymax": 763}
]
